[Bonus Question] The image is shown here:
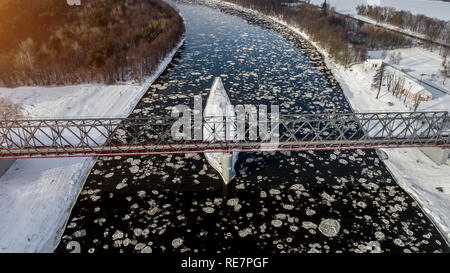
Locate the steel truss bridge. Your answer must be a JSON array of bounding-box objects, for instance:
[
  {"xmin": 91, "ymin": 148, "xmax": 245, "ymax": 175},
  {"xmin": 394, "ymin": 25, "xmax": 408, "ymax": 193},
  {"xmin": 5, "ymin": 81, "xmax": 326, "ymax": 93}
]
[{"xmin": 0, "ymin": 111, "xmax": 448, "ymax": 159}]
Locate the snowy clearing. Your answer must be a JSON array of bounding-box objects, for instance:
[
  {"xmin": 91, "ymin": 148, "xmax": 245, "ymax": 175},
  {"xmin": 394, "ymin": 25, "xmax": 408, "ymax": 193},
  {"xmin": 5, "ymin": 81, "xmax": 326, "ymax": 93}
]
[
  {"xmin": 0, "ymin": 38, "xmax": 184, "ymax": 253},
  {"xmin": 338, "ymin": 57, "xmax": 450, "ymax": 113},
  {"xmin": 369, "ymin": 47, "xmax": 450, "ymax": 95}
]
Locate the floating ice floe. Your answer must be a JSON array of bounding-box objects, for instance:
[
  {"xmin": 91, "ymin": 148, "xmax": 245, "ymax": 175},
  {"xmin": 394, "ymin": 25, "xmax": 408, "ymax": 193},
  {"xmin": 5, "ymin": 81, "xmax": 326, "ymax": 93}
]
[{"xmin": 318, "ymin": 219, "xmax": 341, "ymax": 237}]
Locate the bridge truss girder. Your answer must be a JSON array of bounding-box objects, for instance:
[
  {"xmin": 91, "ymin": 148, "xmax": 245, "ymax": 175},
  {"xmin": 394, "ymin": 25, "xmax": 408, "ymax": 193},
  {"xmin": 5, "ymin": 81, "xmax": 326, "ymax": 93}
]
[{"xmin": 0, "ymin": 111, "xmax": 448, "ymax": 159}]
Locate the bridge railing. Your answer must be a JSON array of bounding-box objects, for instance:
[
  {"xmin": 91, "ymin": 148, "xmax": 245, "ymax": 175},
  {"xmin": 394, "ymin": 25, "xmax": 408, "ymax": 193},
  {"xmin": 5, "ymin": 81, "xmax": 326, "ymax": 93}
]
[{"xmin": 0, "ymin": 111, "xmax": 448, "ymax": 159}]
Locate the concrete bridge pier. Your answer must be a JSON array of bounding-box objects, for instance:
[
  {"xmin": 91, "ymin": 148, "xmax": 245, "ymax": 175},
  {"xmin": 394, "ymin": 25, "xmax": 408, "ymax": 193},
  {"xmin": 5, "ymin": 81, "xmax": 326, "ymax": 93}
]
[
  {"xmin": 220, "ymin": 152, "xmax": 235, "ymax": 185},
  {"xmin": 0, "ymin": 159, "xmax": 16, "ymax": 177},
  {"xmin": 420, "ymin": 147, "xmax": 450, "ymax": 165}
]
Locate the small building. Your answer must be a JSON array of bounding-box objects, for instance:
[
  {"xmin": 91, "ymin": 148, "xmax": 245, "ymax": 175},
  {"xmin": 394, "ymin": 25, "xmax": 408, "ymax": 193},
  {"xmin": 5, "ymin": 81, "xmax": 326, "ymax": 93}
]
[
  {"xmin": 364, "ymin": 59, "xmax": 383, "ymax": 70},
  {"xmin": 385, "ymin": 66, "xmax": 433, "ymax": 102},
  {"xmin": 391, "ymin": 73, "xmax": 433, "ymax": 101}
]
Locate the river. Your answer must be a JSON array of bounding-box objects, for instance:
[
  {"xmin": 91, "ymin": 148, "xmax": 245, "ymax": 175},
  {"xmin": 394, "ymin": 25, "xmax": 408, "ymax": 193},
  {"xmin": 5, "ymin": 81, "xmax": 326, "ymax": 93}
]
[{"xmin": 55, "ymin": 1, "xmax": 449, "ymax": 253}]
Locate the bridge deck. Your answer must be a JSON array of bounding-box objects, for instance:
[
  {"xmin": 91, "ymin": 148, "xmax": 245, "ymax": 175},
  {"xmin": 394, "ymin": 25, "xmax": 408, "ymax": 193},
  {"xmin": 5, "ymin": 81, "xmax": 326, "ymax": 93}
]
[{"xmin": 1, "ymin": 111, "xmax": 448, "ymax": 159}]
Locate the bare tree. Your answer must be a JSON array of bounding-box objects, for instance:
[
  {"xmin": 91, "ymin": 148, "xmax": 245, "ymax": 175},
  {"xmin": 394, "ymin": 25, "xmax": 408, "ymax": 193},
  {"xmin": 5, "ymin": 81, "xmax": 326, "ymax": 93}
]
[
  {"xmin": 396, "ymin": 52, "xmax": 402, "ymax": 65},
  {"xmin": 385, "ymin": 71, "xmax": 394, "ymax": 92},
  {"xmin": 389, "ymin": 53, "xmax": 396, "ymax": 64},
  {"xmin": 372, "ymin": 62, "xmax": 385, "ymax": 99},
  {"xmin": 394, "ymin": 77, "xmax": 405, "ymax": 98},
  {"xmin": 14, "ymin": 38, "xmax": 35, "ymax": 71},
  {"xmin": 442, "ymin": 56, "xmax": 449, "ymax": 85}
]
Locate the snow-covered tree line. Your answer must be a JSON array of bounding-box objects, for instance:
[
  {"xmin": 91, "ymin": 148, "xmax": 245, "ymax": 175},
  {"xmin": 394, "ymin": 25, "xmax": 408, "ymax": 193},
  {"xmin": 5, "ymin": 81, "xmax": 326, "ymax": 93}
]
[
  {"xmin": 226, "ymin": 0, "xmax": 412, "ymax": 66},
  {"xmin": 356, "ymin": 4, "xmax": 450, "ymax": 48}
]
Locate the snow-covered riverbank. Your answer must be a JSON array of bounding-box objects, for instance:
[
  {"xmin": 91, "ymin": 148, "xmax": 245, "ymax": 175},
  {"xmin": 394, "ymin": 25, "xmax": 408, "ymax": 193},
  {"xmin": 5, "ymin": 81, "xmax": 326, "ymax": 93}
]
[
  {"xmin": 0, "ymin": 37, "xmax": 184, "ymax": 253},
  {"xmin": 204, "ymin": 0, "xmax": 450, "ymax": 244}
]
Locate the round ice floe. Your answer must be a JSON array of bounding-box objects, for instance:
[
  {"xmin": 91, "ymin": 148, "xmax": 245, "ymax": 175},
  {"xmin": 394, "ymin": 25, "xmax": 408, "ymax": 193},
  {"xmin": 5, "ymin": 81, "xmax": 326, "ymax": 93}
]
[
  {"xmin": 275, "ymin": 213, "xmax": 287, "ymax": 220},
  {"xmin": 338, "ymin": 159, "xmax": 348, "ymax": 165},
  {"xmin": 357, "ymin": 201, "xmax": 367, "ymax": 208},
  {"xmin": 238, "ymin": 228, "xmax": 252, "ymax": 237},
  {"xmin": 141, "ymin": 246, "xmax": 152, "ymax": 253},
  {"xmin": 318, "ymin": 219, "xmax": 340, "ymax": 237},
  {"xmin": 137, "ymin": 190, "xmax": 146, "ymax": 198},
  {"xmin": 135, "ymin": 243, "xmax": 146, "ymax": 251},
  {"xmin": 375, "ymin": 231, "xmax": 385, "ymax": 240},
  {"xmin": 393, "ymin": 238, "xmax": 404, "ymax": 247},
  {"xmin": 74, "ymin": 229, "xmax": 86, "ymax": 238},
  {"xmin": 129, "ymin": 166, "xmax": 140, "ymax": 174},
  {"xmin": 203, "ymin": 207, "xmax": 215, "ymax": 214},
  {"xmin": 172, "ymin": 238, "xmax": 184, "ymax": 248},
  {"xmin": 365, "ymin": 241, "xmax": 382, "ymax": 253},
  {"xmin": 90, "ymin": 195, "xmax": 101, "ymax": 202},
  {"xmin": 302, "ymin": 222, "xmax": 317, "ymax": 230},
  {"xmin": 116, "ymin": 181, "xmax": 127, "ymax": 190},
  {"xmin": 271, "ymin": 220, "xmax": 283, "ymax": 228},
  {"xmin": 320, "ymin": 192, "xmax": 335, "ymax": 202},
  {"xmin": 290, "ymin": 184, "xmax": 304, "ymax": 191},
  {"xmin": 269, "ymin": 189, "xmax": 281, "ymax": 195},
  {"xmin": 134, "ymin": 228, "xmax": 143, "ymax": 237},
  {"xmin": 227, "ymin": 198, "xmax": 239, "ymax": 206},
  {"xmin": 112, "ymin": 230, "xmax": 124, "ymax": 240},
  {"xmin": 305, "ymin": 208, "xmax": 316, "ymax": 216}
]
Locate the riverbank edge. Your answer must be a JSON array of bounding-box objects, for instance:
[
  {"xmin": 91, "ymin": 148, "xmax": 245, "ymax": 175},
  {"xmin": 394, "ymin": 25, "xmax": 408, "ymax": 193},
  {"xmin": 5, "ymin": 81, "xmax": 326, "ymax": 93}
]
[
  {"xmin": 46, "ymin": 36, "xmax": 186, "ymax": 253},
  {"xmin": 193, "ymin": 0, "xmax": 450, "ymax": 246},
  {"xmin": 22, "ymin": 9, "xmax": 185, "ymax": 252}
]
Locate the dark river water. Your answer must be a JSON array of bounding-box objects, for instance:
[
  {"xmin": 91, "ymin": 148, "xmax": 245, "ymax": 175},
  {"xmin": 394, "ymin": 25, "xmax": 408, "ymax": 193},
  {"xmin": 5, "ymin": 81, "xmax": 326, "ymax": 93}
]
[{"xmin": 56, "ymin": 2, "xmax": 449, "ymax": 253}]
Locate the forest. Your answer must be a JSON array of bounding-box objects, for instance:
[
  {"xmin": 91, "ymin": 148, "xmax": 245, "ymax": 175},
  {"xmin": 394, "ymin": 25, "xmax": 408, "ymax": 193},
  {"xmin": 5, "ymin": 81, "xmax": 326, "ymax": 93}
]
[
  {"xmin": 356, "ymin": 5, "xmax": 449, "ymax": 46},
  {"xmin": 0, "ymin": 0, "xmax": 184, "ymax": 87},
  {"xmin": 226, "ymin": 0, "xmax": 412, "ymax": 66}
]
